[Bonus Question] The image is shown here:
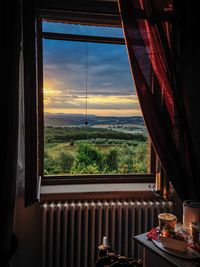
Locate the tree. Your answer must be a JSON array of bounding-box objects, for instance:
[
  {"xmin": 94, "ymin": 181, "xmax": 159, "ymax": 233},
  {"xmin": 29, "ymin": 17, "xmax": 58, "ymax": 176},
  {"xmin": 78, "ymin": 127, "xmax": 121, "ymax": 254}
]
[
  {"xmin": 71, "ymin": 143, "xmax": 104, "ymax": 174},
  {"xmin": 44, "ymin": 151, "xmax": 61, "ymax": 175},
  {"xmin": 58, "ymin": 150, "xmax": 75, "ymax": 173},
  {"xmin": 132, "ymin": 143, "xmax": 147, "ymax": 173},
  {"xmin": 118, "ymin": 144, "xmax": 134, "ymax": 173},
  {"xmin": 104, "ymin": 148, "xmax": 118, "ymax": 173}
]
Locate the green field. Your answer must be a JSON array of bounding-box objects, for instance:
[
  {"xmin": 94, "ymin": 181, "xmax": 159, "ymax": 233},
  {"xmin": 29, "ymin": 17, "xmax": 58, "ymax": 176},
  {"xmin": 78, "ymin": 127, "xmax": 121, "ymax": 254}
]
[{"xmin": 44, "ymin": 126, "xmax": 148, "ymax": 175}]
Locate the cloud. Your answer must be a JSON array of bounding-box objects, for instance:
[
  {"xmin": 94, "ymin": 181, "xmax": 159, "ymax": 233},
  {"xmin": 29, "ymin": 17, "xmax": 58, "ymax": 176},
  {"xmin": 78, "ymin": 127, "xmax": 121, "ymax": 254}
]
[
  {"xmin": 44, "ymin": 91, "xmax": 140, "ymax": 112},
  {"xmin": 43, "ymin": 30, "xmax": 140, "ymax": 116}
]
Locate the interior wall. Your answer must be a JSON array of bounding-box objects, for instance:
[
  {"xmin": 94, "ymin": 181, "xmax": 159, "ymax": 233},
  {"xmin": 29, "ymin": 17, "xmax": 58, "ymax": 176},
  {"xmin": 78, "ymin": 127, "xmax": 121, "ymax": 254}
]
[
  {"xmin": 10, "ymin": 194, "xmax": 182, "ymax": 267},
  {"xmin": 11, "ymin": 198, "xmax": 41, "ymax": 267}
]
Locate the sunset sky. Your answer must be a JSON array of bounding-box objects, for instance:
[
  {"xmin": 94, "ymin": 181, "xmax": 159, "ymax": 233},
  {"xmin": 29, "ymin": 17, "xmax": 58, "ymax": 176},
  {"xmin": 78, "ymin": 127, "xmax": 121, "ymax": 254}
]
[{"xmin": 43, "ymin": 22, "xmax": 142, "ymax": 117}]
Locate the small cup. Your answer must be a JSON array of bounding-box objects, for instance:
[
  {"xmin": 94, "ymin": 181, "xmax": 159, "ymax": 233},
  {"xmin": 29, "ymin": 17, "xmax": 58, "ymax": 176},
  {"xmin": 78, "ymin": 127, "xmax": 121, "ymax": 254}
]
[
  {"xmin": 191, "ymin": 221, "xmax": 200, "ymax": 249},
  {"xmin": 158, "ymin": 213, "xmax": 177, "ymax": 232}
]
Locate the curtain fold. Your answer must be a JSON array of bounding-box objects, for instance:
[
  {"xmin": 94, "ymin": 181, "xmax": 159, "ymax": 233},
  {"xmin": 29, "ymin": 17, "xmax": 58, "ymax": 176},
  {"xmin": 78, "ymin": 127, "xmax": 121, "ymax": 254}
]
[
  {"xmin": 23, "ymin": 0, "xmax": 39, "ymax": 207},
  {"xmin": 118, "ymin": 0, "xmax": 200, "ymax": 201},
  {"xmin": 1, "ymin": 0, "xmax": 21, "ymax": 265},
  {"xmin": 16, "ymin": 43, "xmax": 25, "ymax": 196}
]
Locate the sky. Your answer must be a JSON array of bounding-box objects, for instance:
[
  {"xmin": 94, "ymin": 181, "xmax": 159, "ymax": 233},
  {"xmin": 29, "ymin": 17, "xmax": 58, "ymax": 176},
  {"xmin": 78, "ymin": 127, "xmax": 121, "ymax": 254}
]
[{"xmin": 43, "ymin": 22, "xmax": 142, "ymax": 117}]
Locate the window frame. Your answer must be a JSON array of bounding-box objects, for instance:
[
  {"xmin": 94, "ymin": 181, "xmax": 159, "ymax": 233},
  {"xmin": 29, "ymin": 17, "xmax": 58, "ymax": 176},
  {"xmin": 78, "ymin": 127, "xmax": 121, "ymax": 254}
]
[{"xmin": 36, "ymin": 10, "xmax": 156, "ymax": 186}]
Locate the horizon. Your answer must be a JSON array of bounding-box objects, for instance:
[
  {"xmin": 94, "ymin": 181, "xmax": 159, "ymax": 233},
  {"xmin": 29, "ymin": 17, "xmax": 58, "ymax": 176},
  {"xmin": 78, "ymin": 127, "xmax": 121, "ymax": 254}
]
[{"xmin": 44, "ymin": 112, "xmax": 143, "ymax": 117}]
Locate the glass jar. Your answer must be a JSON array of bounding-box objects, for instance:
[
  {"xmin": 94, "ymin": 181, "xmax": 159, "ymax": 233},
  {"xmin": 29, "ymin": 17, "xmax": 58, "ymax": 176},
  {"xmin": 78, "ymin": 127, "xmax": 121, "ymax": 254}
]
[
  {"xmin": 158, "ymin": 213, "xmax": 177, "ymax": 233},
  {"xmin": 183, "ymin": 200, "xmax": 200, "ymax": 231}
]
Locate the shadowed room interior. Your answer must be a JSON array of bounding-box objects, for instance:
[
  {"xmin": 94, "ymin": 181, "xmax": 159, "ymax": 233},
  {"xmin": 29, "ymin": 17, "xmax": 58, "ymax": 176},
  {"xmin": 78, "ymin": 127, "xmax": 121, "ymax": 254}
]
[{"xmin": 1, "ymin": 0, "xmax": 200, "ymax": 267}]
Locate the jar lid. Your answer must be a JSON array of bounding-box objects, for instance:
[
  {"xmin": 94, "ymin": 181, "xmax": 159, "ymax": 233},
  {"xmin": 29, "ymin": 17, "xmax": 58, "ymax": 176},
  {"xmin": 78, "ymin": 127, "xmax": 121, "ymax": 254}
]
[{"xmin": 158, "ymin": 213, "xmax": 177, "ymax": 221}]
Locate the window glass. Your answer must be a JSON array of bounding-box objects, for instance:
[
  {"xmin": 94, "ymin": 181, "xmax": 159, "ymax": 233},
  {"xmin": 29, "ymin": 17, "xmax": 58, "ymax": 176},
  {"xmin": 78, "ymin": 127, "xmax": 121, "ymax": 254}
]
[
  {"xmin": 43, "ymin": 21, "xmax": 123, "ymax": 38},
  {"xmin": 43, "ymin": 22, "xmax": 148, "ymax": 176}
]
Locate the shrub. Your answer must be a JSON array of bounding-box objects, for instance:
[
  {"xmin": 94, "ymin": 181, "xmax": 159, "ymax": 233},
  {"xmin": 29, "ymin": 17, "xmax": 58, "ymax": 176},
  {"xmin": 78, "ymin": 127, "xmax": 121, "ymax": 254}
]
[
  {"xmin": 104, "ymin": 148, "xmax": 118, "ymax": 172},
  {"xmin": 58, "ymin": 150, "xmax": 75, "ymax": 173},
  {"xmin": 71, "ymin": 143, "xmax": 104, "ymax": 174},
  {"xmin": 44, "ymin": 151, "xmax": 61, "ymax": 175}
]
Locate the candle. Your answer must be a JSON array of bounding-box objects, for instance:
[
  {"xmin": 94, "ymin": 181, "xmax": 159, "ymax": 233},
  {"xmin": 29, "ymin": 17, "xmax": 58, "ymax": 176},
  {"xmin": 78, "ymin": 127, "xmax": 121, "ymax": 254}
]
[{"xmin": 162, "ymin": 230, "xmax": 171, "ymax": 237}]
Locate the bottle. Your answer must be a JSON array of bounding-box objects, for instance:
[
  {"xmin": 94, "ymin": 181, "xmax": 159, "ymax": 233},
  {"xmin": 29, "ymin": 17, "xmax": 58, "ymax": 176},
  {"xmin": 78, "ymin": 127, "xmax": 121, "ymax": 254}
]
[
  {"xmin": 102, "ymin": 236, "xmax": 110, "ymax": 248},
  {"xmin": 98, "ymin": 236, "xmax": 114, "ymax": 258}
]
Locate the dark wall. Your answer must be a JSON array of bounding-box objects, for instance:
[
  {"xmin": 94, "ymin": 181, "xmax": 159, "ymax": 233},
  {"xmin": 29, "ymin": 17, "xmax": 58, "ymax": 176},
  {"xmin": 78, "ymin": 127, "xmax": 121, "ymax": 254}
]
[
  {"xmin": 177, "ymin": 1, "xmax": 200, "ymax": 171},
  {"xmin": 11, "ymin": 198, "xmax": 41, "ymax": 267}
]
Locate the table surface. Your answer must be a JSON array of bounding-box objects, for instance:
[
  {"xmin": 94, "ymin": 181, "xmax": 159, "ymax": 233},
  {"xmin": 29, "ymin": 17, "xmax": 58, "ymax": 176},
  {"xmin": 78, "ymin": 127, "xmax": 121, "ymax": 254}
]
[{"xmin": 134, "ymin": 233, "xmax": 200, "ymax": 267}]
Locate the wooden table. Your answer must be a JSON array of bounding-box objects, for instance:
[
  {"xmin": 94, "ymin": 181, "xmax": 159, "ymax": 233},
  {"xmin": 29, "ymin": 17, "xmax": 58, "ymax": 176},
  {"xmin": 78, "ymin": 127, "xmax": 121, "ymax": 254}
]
[{"xmin": 134, "ymin": 233, "xmax": 200, "ymax": 267}]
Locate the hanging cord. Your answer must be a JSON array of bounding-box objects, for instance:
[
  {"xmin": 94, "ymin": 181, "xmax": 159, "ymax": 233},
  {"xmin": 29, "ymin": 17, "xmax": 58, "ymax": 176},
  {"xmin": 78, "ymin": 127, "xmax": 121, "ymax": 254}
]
[{"xmin": 85, "ymin": 41, "xmax": 88, "ymax": 126}]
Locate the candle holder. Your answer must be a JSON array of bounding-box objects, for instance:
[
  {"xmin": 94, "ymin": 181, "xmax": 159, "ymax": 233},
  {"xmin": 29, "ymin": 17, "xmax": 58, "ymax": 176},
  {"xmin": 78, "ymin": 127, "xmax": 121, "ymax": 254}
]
[
  {"xmin": 183, "ymin": 200, "xmax": 200, "ymax": 233},
  {"xmin": 158, "ymin": 213, "xmax": 177, "ymax": 233}
]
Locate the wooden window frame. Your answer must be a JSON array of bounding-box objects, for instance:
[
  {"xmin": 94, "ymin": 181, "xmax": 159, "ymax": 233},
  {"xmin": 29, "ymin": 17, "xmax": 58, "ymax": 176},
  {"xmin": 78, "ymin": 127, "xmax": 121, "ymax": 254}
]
[{"xmin": 35, "ymin": 9, "xmax": 156, "ymax": 186}]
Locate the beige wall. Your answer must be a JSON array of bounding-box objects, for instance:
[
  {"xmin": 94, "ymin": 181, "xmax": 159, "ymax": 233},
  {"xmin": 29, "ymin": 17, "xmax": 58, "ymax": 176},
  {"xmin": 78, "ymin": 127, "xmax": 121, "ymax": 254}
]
[{"xmin": 11, "ymin": 198, "xmax": 41, "ymax": 267}]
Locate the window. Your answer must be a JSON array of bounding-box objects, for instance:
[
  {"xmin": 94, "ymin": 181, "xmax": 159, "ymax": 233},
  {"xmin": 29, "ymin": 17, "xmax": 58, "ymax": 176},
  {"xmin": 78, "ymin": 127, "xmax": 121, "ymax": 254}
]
[{"xmin": 35, "ymin": 12, "xmax": 155, "ymax": 184}]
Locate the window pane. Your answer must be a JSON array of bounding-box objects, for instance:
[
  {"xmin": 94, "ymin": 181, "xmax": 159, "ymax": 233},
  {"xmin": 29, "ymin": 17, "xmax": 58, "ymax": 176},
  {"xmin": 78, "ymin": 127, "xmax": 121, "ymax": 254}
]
[
  {"xmin": 43, "ymin": 21, "xmax": 124, "ymax": 38},
  {"xmin": 43, "ymin": 36, "xmax": 148, "ymax": 176}
]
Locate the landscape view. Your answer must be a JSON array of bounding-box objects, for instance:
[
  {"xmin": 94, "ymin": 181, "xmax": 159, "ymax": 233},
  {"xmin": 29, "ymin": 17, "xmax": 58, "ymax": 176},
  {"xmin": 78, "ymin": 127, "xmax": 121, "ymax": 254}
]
[
  {"xmin": 44, "ymin": 113, "xmax": 148, "ymax": 175},
  {"xmin": 43, "ymin": 22, "xmax": 148, "ymax": 176}
]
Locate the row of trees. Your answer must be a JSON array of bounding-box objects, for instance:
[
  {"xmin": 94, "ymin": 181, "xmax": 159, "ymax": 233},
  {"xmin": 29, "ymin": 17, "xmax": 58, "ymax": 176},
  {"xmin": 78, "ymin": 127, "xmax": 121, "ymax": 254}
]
[
  {"xmin": 44, "ymin": 142, "xmax": 147, "ymax": 175},
  {"xmin": 44, "ymin": 126, "xmax": 147, "ymax": 143}
]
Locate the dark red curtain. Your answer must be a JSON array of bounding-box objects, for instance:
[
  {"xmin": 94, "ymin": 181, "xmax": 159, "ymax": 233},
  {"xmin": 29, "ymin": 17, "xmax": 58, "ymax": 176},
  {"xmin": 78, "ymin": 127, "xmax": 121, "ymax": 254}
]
[{"xmin": 118, "ymin": 0, "xmax": 200, "ymax": 201}]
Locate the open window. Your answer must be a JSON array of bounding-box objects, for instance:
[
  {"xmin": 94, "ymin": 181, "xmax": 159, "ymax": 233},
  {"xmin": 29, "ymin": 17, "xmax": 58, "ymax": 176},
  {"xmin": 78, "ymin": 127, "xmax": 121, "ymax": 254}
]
[
  {"xmin": 40, "ymin": 15, "xmax": 155, "ymax": 180},
  {"xmin": 23, "ymin": 2, "xmax": 156, "ymax": 206}
]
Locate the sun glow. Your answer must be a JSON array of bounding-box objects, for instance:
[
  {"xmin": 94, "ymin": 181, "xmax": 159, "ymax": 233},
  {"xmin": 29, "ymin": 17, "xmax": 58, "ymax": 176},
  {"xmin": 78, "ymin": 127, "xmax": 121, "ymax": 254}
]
[
  {"xmin": 43, "ymin": 86, "xmax": 142, "ymax": 116},
  {"xmin": 44, "ymin": 108, "xmax": 142, "ymax": 116},
  {"xmin": 44, "ymin": 87, "xmax": 62, "ymax": 95}
]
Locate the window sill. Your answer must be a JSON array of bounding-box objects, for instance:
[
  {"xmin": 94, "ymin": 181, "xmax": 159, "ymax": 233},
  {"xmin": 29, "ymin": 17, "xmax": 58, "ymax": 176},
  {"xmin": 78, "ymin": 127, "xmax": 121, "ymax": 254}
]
[
  {"xmin": 40, "ymin": 182, "xmax": 155, "ymax": 201},
  {"xmin": 42, "ymin": 174, "xmax": 155, "ymax": 185}
]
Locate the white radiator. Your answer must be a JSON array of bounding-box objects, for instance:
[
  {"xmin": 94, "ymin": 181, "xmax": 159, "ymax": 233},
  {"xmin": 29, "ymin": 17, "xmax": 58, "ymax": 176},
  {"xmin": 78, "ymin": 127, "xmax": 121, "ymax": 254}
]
[{"xmin": 41, "ymin": 199, "xmax": 173, "ymax": 267}]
